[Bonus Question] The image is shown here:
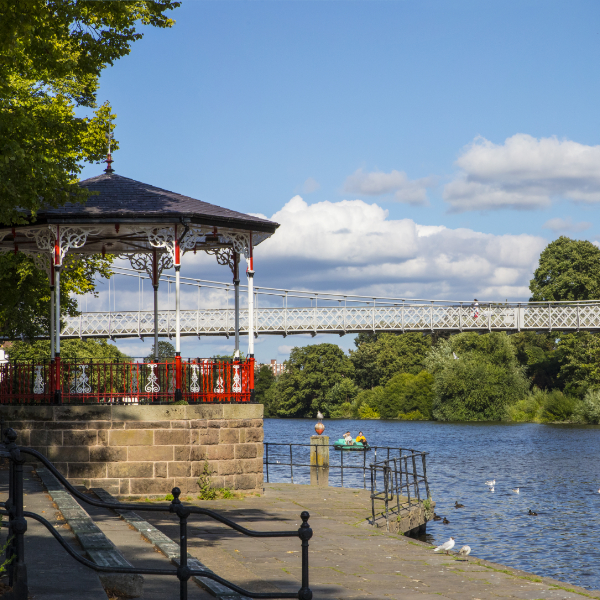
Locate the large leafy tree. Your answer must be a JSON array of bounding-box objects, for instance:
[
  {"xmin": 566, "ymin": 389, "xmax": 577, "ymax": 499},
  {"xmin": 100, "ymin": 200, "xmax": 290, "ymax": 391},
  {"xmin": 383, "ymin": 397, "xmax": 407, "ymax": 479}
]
[
  {"xmin": 425, "ymin": 332, "xmax": 529, "ymax": 421},
  {"xmin": 351, "ymin": 332, "xmax": 431, "ymax": 388},
  {"xmin": 509, "ymin": 331, "xmax": 561, "ymax": 391},
  {"xmin": 555, "ymin": 332, "xmax": 600, "ymax": 397},
  {"xmin": 273, "ymin": 344, "xmax": 355, "ymax": 418},
  {"xmin": 0, "ymin": 0, "xmax": 179, "ymax": 223},
  {"xmin": 530, "ymin": 237, "xmax": 600, "ymax": 301},
  {"xmin": 0, "ymin": 252, "xmax": 113, "ymax": 340}
]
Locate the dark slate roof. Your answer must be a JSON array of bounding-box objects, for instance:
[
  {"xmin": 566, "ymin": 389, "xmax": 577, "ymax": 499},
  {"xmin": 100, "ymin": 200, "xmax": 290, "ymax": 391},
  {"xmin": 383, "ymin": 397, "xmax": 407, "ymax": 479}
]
[{"xmin": 31, "ymin": 172, "xmax": 278, "ymax": 233}]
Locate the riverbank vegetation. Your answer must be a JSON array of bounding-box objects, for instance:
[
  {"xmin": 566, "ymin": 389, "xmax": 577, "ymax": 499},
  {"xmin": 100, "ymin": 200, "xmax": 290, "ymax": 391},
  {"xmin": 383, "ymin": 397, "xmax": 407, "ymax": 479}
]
[{"xmin": 261, "ymin": 237, "xmax": 600, "ymax": 424}]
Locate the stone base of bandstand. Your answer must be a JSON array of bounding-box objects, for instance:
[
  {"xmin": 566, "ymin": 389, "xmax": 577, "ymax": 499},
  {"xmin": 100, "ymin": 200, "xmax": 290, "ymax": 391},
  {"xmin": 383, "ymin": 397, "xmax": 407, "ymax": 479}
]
[{"xmin": 0, "ymin": 404, "xmax": 264, "ymax": 497}]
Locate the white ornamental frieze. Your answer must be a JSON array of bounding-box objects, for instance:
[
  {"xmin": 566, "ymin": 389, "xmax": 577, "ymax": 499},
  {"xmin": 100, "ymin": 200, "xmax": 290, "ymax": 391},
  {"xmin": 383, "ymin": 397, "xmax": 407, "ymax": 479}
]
[
  {"xmin": 232, "ymin": 365, "xmax": 241, "ymax": 393},
  {"xmin": 190, "ymin": 364, "xmax": 200, "ymax": 393},
  {"xmin": 145, "ymin": 364, "xmax": 160, "ymax": 393},
  {"xmin": 70, "ymin": 365, "xmax": 91, "ymax": 394},
  {"xmin": 33, "ymin": 366, "xmax": 45, "ymax": 395}
]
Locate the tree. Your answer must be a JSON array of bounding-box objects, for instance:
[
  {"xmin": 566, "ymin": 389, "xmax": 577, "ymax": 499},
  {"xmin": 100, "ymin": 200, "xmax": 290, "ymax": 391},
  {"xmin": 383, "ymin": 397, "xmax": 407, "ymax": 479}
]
[
  {"xmin": 555, "ymin": 332, "xmax": 600, "ymax": 397},
  {"xmin": 255, "ymin": 365, "xmax": 275, "ymax": 408},
  {"xmin": 0, "ymin": 0, "xmax": 179, "ymax": 223},
  {"xmin": 0, "ymin": 252, "xmax": 113, "ymax": 340},
  {"xmin": 509, "ymin": 332, "xmax": 561, "ymax": 390},
  {"xmin": 326, "ymin": 378, "xmax": 359, "ymax": 418},
  {"xmin": 273, "ymin": 344, "xmax": 354, "ymax": 418},
  {"xmin": 425, "ymin": 332, "xmax": 529, "ymax": 421},
  {"xmin": 529, "ymin": 237, "xmax": 600, "ymax": 301},
  {"xmin": 8, "ymin": 338, "xmax": 129, "ymax": 362},
  {"xmin": 145, "ymin": 341, "xmax": 176, "ymax": 361},
  {"xmin": 350, "ymin": 332, "xmax": 431, "ymax": 388},
  {"xmin": 379, "ymin": 371, "xmax": 434, "ymax": 420}
]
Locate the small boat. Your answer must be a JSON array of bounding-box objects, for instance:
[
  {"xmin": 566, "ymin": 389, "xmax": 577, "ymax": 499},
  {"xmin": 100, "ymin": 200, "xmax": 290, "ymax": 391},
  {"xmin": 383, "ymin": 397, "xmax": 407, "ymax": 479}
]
[{"xmin": 333, "ymin": 439, "xmax": 371, "ymax": 451}]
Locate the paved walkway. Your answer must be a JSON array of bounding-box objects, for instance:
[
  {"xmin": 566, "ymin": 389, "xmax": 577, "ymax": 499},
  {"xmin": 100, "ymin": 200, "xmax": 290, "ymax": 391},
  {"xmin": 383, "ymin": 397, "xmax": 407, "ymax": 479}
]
[
  {"xmin": 2, "ymin": 474, "xmax": 600, "ymax": 600},
  {"xmin": 0, "ymin": 466, "xmax": 108, "ymax": 600},
  {"xmin": 132, "ymin": 483, "xmax": 600, "ymax": 600}
]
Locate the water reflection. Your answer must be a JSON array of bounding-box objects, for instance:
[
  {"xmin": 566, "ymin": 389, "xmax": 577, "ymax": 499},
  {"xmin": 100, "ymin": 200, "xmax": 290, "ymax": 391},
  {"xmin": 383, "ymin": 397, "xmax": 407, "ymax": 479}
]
[{"xmin": 264, "ymin": 419, "xmax": 600, "ymax": 591}]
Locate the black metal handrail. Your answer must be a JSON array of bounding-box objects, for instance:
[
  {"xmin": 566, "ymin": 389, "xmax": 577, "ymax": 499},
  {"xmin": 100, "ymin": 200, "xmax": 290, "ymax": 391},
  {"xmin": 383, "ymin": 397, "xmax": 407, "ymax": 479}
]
[
  {"xmin": 0, "ymin": 428, "xmax": 313, "ymax": 600},
  {"xmin": 370, "ymin": 455, "xmax": 430, "ymax": 531},
  {"xmin": 263, "ymin": 441, "xmax": 424, "ymax": 489}
]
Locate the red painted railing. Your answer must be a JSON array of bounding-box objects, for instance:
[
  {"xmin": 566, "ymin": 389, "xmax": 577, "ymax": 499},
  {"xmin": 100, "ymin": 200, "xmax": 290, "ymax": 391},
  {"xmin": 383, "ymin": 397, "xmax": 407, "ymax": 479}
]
[{"xmin": 0, "ymin": 358, "xmax": 254, "ymax": 404}]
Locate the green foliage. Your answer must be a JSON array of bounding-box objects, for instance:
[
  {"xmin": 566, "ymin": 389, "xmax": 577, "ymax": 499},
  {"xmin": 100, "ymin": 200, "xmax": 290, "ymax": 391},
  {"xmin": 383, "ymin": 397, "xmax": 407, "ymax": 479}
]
[
  {"xmin": 529, "ymin": 236, "xmax": 600, "ymax": 301},
  {"xmin": 146, "ymin": 341, "xmax": 176, "ymax": 361},
  {"xmin": 426, "ymin": 332, "xmax": 529, "ymax": 421},
  {"xmin": 0, "ymin": 252, "xmax": 113, "ymax": 340},
  {"xmin": 272, "ymin": 344, "xmax": 354, "ymax": 417},
  {"xmin": 196, "ymin": 461, "xmax": 217, "ymax": 500},
  {"xmin": 574, "ymin": 389, "xmax": 600, "ymax": 424},
  {"xmin": 165, "ymin": 493, "xmax": 174, "ymax": 501},
  {"xmin": 326, "ymin": 378, "xmax": 358, "ymax": 418},
  {"xmin": 255, "ymin": 365, "xmax": 275, "ymax": 407},
  {"xmin": 539, "ymin": 390, "xmax": 578, "ymax": 422},
  {"xmin": 505, "ymin": 387, "xmax": 547, "ymax": 422},
  {"xmin": 556, "ymin": 332, "xmax": 600, "ymax": 397},
  {"xmin": 379, "ymin": 371, "xmax": 434, "ymax": 420},
  {"xmin": 509, "ymin": 332, "xmax": 561, "ymax": 390},
  {"xmin": 355, "ymin": 387, "xmax": 383, "ymax": 419},
  {"xmin": 350, "ymin": 332, "xmax": 431, "ymax": 388},
  {"xmin": 8, "ymin": 338, "xmax": 129, "ymax": 362},
  {"xmin": 0, "ymin": 0, "xmax": 180, "ymax": 224}
]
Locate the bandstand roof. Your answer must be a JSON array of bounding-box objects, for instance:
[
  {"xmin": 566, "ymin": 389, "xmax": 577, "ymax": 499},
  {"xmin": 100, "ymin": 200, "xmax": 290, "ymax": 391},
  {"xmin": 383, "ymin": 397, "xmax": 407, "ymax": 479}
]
[
  {"xmin": 34, "ymin": 172, "xmax": 278, "ymax": 233},
  {"xmin": 0, "ymin": 170, "xmax": 279, "ymax": 261}
]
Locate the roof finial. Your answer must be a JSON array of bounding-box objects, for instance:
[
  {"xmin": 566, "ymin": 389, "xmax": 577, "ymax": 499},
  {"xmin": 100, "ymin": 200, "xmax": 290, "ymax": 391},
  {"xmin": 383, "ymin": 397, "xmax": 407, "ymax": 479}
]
[{"xmin": 105, "ymin": 129, "xmax": 114, "ymax": 174}]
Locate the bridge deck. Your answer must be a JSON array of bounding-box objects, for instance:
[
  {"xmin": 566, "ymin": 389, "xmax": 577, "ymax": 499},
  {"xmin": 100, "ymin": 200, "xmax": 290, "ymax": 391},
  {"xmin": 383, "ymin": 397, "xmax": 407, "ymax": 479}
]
[{"xmin": 60, "ymin": 303, "xmax": 600, "ymax": 338}]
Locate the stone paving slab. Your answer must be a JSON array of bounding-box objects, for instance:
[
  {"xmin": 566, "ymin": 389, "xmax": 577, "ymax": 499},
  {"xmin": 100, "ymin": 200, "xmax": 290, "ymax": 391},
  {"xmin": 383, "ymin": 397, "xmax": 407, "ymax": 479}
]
[
  {"xmin": 91, "ymin": 487, "xmax": 252, "ymax": 600},
  {"xmin": 127, "ymin": 483, "xmax": 600, "ymax": 600},
  {"xmin": 36, "ymin": 467, "xmax": 143, "ymax": 598},
  {"xmin": 0, "ymin": 466, "xmax": 109, "ymax": 600}
]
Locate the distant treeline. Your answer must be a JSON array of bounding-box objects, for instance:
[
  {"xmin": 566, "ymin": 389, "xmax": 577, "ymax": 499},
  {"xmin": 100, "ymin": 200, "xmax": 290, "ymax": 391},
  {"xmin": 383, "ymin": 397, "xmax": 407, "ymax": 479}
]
[
  {"xmin": 256, "ymin": 330, "xmax": 600, "ymax": 423},
  {"xmin": 257, "ymin": 237, "xmax": 600, "ymax": 423}
]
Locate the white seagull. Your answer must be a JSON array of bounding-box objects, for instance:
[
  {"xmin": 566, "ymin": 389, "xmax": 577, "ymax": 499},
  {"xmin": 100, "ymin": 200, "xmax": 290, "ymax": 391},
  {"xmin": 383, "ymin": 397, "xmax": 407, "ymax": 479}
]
[
  {"xmin": 485, "ymin": 479, "xmax": 495, "ymax": 486},
  {"xmin": 458, "ymin": 545, "xmax": 471, "ymax": 559},
  {"xmin": 317, "ymin": 410, "xmax": 324, "ymax": 419},
  {"xmin": 434, "ymin": 538, "xmax": 455, "ymax": 555},
  {"xmin": 512, "ymin": 488, "xmax": 520, "ymax": 494},
  {"xmin": 489, "ymin": 486, "xmax": 495, "ymax": 493}
]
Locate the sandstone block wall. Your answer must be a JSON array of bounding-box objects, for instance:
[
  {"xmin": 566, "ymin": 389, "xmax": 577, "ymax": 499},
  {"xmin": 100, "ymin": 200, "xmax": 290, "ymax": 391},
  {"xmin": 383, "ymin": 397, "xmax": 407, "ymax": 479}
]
[{"xmin": 0, "ymin": 404, "xmax": 264, "ymax": 497}]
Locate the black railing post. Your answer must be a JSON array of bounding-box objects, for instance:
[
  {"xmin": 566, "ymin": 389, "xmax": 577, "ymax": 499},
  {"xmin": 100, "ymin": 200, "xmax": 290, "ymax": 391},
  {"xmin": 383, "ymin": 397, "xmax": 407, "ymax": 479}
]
[
  {"xmin": 170, "ymin": 487, "xmax": 191, "ymax": 600},
  {"xmin": 265, "ymin": 442, "xmax": 269, "ymax": 483},
  {"xmin": 421, "ymin": 453, "xmax": 431, "ymax": 499},
  {"xmin": 6, "ymin": 429, "xmax": 28, "ymax": 599},
  {"xmin": 297, "ymin": 511, "xmax": 312, "ymax": 600}
]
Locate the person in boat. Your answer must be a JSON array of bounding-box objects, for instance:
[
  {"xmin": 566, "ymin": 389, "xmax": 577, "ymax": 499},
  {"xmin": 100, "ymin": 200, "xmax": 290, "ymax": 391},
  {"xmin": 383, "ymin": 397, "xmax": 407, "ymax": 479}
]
[
  {"xmin": 343, "ymin": 431, "xmax": 354, "ymax": 445},
  {"xmin": 356, "ymin": 431, "xmax": 367, "ymax": 445}
]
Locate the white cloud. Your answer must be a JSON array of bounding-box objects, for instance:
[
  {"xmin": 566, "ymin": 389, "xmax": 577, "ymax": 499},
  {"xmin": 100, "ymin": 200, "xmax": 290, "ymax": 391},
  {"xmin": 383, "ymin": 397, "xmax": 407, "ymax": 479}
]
[
  {"xmin": 343, "ymin": 168, "xmax": 435, "ymax": 206},
  {"xmin": 302, "ymin": 177, "xmax": 321, "ymax": 194},
  {"xmin": 542, "ymin": 217, "xmax": 591, "ymax": 233},
  {"xmin": 444, "ymin": 134, "xmax": 600, "ymax": 212},
  {"xmin": 255, "ymin": 196, "xmax": 546, "ymax": 301},
  {"xmin": 278, "ymin": 345, "xmax": 294, "ymax": 355}
]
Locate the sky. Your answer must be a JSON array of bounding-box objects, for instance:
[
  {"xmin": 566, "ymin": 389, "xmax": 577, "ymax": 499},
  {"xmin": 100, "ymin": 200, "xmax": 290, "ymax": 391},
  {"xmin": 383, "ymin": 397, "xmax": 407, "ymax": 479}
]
[{"xmin": 77, "ymin": 0, "xmax": 600, "ymax": 362}]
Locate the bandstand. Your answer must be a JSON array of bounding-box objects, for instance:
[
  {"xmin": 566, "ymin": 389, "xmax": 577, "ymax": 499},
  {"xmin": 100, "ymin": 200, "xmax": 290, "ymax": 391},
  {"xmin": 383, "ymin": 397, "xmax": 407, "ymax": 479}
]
[{"xmin": 0, "ymin": 159, "xmax": 279, "ymax": 405}]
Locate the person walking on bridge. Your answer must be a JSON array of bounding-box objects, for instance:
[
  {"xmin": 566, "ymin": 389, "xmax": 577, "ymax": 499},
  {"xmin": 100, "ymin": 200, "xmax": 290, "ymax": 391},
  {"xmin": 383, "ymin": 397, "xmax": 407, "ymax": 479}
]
[{"xmin": 471, "ymin": 299, "xmax": 479, "ymax": 320}]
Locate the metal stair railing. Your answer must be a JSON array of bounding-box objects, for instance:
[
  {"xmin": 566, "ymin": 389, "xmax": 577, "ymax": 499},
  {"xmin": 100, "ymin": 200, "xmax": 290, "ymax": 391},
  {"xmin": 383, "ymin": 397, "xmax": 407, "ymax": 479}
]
[{"xmin": 0, "ymin": 428, "xmax": 313, "ymax": 600}]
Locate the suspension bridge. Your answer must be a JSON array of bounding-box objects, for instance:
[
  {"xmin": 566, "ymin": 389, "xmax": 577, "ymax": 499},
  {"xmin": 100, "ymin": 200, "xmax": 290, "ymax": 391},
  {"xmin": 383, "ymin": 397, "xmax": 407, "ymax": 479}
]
[{"xmin": 61, "ymin": 268, "xmax": 600, "ymax": 339}]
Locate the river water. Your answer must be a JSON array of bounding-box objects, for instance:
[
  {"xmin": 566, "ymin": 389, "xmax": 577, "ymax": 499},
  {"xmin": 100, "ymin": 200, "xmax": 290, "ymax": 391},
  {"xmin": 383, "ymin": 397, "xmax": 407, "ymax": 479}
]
[{"xmin": 264, "ymin": 419, "xmax": 600, "ymax": 591}]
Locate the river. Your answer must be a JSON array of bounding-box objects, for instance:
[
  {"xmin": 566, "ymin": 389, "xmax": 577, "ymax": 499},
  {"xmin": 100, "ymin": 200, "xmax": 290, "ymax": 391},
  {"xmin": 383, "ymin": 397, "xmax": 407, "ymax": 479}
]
[{"xmin": 264, "ymin": 419, "xmax": 600, "ymax": 591}]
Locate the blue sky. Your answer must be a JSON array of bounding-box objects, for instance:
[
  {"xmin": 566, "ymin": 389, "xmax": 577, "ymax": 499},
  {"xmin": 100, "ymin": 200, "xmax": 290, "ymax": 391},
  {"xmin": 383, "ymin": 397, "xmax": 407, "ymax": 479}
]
[{"xmin": 78, "ymin": 0, "xmax": 600, "ymax": 361}]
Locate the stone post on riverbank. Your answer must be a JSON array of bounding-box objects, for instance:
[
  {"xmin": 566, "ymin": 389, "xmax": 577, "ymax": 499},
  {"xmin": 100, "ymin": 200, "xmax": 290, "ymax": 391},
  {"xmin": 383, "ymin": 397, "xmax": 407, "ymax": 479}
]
[{"xmin": 310, "ymin": 435, "xmax": 329, "ymax": 486}]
